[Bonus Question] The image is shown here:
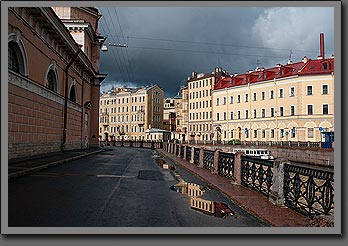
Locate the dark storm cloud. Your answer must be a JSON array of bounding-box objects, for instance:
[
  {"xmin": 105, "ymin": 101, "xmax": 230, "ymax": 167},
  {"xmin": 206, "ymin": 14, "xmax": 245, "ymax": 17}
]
[{"xmin": 98, "ymin": 7, "xmax": 334, "ymax": 97}]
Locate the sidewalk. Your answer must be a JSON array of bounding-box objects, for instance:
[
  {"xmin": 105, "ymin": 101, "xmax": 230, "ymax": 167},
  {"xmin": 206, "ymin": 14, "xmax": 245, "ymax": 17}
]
[
  {"xmin": 157, "ymin": 149, "xmax": 312, "ymax": 227},
  {"xmin": 8, "ymin": 147, "xmax": 105, "ymax": 180}
]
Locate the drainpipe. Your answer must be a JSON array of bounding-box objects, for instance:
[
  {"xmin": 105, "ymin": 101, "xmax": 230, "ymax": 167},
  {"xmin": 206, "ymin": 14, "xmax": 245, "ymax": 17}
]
[
  {"xmin": 62, "ymin": 48, "xmax": 82, "ymax": 148},
  {"xmin": 80, "ymin": 70, "xmax": 85, "ymax": 149}
]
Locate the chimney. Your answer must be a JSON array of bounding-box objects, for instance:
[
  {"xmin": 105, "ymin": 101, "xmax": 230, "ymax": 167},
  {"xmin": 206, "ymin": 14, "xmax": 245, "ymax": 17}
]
[
  {"xmin": 302, "ymin": 56, "xmax": 308, "ymax": 63},
  {"xmin": 320, "ymin": 33, "xmax": 325, "ymax": 59}
]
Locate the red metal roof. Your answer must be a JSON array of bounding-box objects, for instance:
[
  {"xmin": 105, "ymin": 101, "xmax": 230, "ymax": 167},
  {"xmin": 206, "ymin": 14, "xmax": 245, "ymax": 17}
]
[{"xmin": 214, "ymin": 57, "xmax": 334, "ymax": 91}]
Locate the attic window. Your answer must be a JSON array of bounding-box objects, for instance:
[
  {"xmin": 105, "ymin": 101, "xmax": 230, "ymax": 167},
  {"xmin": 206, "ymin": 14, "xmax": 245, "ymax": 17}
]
[
  {"xmin": 281, "ymin": 68, "xmax": 285, "ymax": 75},
  {"xmin": 322, "ymin": 63, "xmax": 328, "ymax": 70},
  {"xmin": 263, "ymin": 73, "xmax": 266, "ymax": 79}
]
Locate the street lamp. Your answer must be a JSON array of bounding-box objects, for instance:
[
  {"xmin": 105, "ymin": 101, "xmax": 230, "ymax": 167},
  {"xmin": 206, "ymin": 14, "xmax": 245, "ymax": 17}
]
[{"xmin": 101, "ymin": 43, "xmax": 128, "ymax": 52}]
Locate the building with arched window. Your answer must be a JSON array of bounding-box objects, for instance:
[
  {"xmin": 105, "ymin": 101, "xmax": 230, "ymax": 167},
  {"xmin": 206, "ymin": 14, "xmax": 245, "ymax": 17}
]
[
  {"xmin": 212, "ymin": 34, "xmax": 334, "ymax": 144},
  {"xmin": 8, "ymin": 7, "xmax": 107, "ymax": 159}
]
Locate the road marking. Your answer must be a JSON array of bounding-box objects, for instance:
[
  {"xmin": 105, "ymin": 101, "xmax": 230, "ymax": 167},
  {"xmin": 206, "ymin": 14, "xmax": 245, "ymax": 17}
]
[{"xmin": 98, "ymin": 155, "xmax": 135, "ymax": 216}]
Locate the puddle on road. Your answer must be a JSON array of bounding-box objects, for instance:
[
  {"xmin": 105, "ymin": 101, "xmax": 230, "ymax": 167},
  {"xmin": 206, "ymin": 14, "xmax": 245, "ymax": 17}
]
[{"xmin": 152, "ymin": 151, "xmax": 235, "ymax": 219}]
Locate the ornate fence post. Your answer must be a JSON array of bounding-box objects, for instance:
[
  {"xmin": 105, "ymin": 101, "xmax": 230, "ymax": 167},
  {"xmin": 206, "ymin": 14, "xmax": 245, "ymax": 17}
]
[
  {"xmin": 233, "ymin": 151, "xmax": 243, "ymax": 185},
  {"xmin": 211, "ymin": 149, "xmax": 220, "ymax": 174},
  {"xmin": 190, "ymin": 146, "xmax": 195, "ymax": 164},
  {"xmin": 198, "ymin": 148, "xmax": 204, "ymax": 168},
  {"xmin": 269, "ymin": 160, "xmax": 285, "ymax": 206},
  {"xmin": 183, "ymin": 145, "xmax": 187, "ymax": 160}
]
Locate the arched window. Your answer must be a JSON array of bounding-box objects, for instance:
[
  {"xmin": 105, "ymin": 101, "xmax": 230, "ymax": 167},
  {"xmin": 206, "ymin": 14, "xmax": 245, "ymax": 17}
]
[
  {"xmin": 8, "ymin": 30, "xmax": 28, "ymax": 76},
  {"xmin": 69, "ymin": 80, "xmax": 77, "ymax": 103},
  {"xmin": 45, "ymin": 61, "xmax": 59, "ymax": 93}
]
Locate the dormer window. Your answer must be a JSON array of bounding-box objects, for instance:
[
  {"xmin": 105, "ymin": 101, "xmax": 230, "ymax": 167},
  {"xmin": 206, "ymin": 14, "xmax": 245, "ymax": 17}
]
[
  {"xmin": 263, "ymin": 73, "xmax": 267, "ymax": 79},
  {"xmin": 322, "ymin": 63, "xmax": 328, "ymax": 70}
]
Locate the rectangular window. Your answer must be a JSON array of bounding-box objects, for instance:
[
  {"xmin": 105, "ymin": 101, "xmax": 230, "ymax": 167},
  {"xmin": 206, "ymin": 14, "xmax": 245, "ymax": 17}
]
[
  {"xmin": 253, "ymin": 109, "xmax": 257, "ymax": 118},
  {"xmin": 216, "ymin": 98, "xmax": 219, "ymax": 106},
  {"xmin": 291, "ymin": 127, "xmax": 296, "ymax": 138},
  {"xmin": 237, "ymin": 95, "xmax": 241, "ymax": 103},
  {"xmin": 230, "ymin": 96, "xmax": 234, "ymax": 104},
  {"xmin": 290, "ymin": 87, "xmax": 295, "ymax": 97},
  {"xmin": 254, "ymin": 130, "xmax": 257, "ymax": 138},
  {"xmin": 270, "ymin": 108, "xmax": 274, "ymax": 117},
  {"xmin": 279, "ymin": 88, "xmax": 284, "ymax": 98},
  {"xmin": 230, "ymin": 111, "xmax": 234, "ymax": 120},
  {"xmin": 253, "ymin": 93, "xmax": 257, "ymax": 101},
  {"xmin": 216, "ymin": 113, "xmax": 220, "ymax": 121},
  {"xmin": 307, "ymin": 105, "xmax": 313, "ymax": 115},
  {"xmin": 307, "ymin": 85, "xmax": 313, "ymax": 95},
  {"xmin": 291, "ymin": 106, "xmax": 295, "ymax": 116},
  {"xmin": 245, "ymin": 110, "xmax": 249, "ymax": 119},
  {"xmin": 237, "ymin": 111, "xmax": 241, "ymax": 119},
  {"xmin": 322, "ymin": 85, "xmax": 328, "ymax": 94},
  {"xmin": 262, "ymin": 109, "xmax": 266, "ymax": 118},
  {"xmin": 245, "ymin": 94, "xmax": 249, "ymax": 102},
  {"xmin": 223, "ymin": 97, "xmax": 226, "ymax": 105},
  {"xmin": 280, "ymin": 129, "xmax": 284, "ymax": 138},
  {"xmin": 223, "ymin": 112, "xmax": 227, "ymax": 120},
  {"xmin": 262, "ymin": 130, "xmax": 266, "ymax": 138},
  {"xmin": 279, "ymin": 107, "xmax": 284, "ymax": 116},
  {"xmin": 323, "ymin": 104, "xmax": 329, "ymax": 114},
  {"xmin": 270, "ymin": 129, "xmax": 274, "ymax": 138},
  {"xmin": 308, "ymin": 128, "xmax": 314, "ymax": 138},
  {"xmin": 270, "ymin": 90, "xmax": 274, "ymax": 99},
  {"xmin": 261, "ymin": 92, "xmax": 265, "ymax": 100}
]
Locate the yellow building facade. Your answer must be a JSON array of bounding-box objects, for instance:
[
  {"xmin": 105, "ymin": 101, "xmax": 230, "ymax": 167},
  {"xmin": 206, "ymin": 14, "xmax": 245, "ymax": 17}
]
[
  {"xmin": 186, "ymin": 68, "xmax": 228, "ymax": 141},
  {"xmin": 99, "ymin": 85, "xmax": 164, "ymax": 141},
  {"xmin": 212, "ymin": 57, "xmax": 334, "ymax": 143}
]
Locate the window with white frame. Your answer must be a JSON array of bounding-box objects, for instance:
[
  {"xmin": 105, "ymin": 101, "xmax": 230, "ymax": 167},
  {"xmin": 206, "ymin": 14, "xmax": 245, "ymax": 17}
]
[
  {"xmin": 323, "ymin": 104, "xmax": 329, "ymax": 114},
  {"xmin": 307, "ymin": 105, "xmax": 314, "ymax": 115},
  {"xmin": 307, "ymin": 85, "xmax": 313, "ymax": 95},
  {"xmin": 322, "ymin": 85, "xmax": 329, "ymax": 95},
  {"xmin": 308, "ymin": 128, "xmax": 314, "ymax": 138}
]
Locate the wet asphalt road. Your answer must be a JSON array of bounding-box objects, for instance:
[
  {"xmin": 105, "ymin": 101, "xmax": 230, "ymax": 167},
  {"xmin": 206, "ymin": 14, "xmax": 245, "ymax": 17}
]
[{"xmin": 8, "ymin": 147, "xmax": 269, "ymax": 227}]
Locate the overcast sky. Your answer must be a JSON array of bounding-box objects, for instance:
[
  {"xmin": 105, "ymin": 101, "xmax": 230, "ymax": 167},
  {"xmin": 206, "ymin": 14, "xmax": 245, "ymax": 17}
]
[{"xmin": 97, "ymin": 6, "xmax": 334, "ymax": 98}]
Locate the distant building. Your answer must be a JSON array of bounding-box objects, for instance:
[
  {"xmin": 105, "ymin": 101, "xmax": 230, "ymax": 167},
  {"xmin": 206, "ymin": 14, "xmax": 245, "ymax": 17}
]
[
  {"xmin": 212, "ymin": 34, "xmax": 334, "ymax": 143},
  {"xmin": 8, "ymin": 7, "xmax": 106, "ymax": 159},
  {"xmin": 145, "ymin": 128, "xmax": 171, "ymax": 141},
  {"xmin": 163, "ymin": 98, "xmax": 175, "ymax": 132},
  {"xmin": 99, "ymin": 85, "xmax": 164, "ymax": 141},
  {"xmin": 186, "ymin": 68, "xmax": 227, "ymax": 141},
  {"xmin": 171, "ymin": 91, "xmax": 185, "ymax": 140},
  {"xmin": 180, "ymin": 85, "xmax": 189, "ymax": 141}
]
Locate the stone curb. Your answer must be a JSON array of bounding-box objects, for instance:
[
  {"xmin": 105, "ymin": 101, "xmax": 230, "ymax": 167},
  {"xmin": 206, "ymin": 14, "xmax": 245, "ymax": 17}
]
[{"xmin": 8, "ymin": 150, "xmax": 104, "ymax": 180}]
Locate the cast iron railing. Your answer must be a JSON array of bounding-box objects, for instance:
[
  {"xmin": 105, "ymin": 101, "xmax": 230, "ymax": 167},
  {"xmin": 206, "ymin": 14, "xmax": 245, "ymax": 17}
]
[
  {"xmin": 241, "ymin": 156, "xmax": 274, "ymax": 197},
  {"xmin": 193, "ymin": 147, "xmax": 200, "ymax": 165},
  {"xmin": 217, "ymin": 152, "xmax": 235, "ymax": 179},
  {"xmin": 202, "ymin": 150, "xmax": 214, "ymax": 170},
  {"xmin": 186, "ymin": 146, "xmax": 192, "ymax": 161},
  {"xmin": 180, "ymin": 145, "xmax": 184, "ymax": 157},
  {"xmin": 283, "ymin": 163, "xmax": 334, "ymax": 217}
]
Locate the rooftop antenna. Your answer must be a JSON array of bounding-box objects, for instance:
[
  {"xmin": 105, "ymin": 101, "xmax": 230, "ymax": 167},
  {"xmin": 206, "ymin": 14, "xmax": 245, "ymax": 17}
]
[
  {"xmin": 256, "ymin": 59, "xmax": 261, "ymax": 68},
  {"xmin": 289, "ymin": 49, "xmax": 293, "ymax": 62}
]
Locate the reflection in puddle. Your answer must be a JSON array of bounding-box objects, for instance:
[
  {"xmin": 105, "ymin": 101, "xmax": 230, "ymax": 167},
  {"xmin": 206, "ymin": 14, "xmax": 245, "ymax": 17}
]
[
  {"xmin": 170, "ymin": 179, "xmax": 234, "ymax": 218},
  {"xmin": 153, "ymin": 153, "xmax": 235, "ymax": 218}
]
